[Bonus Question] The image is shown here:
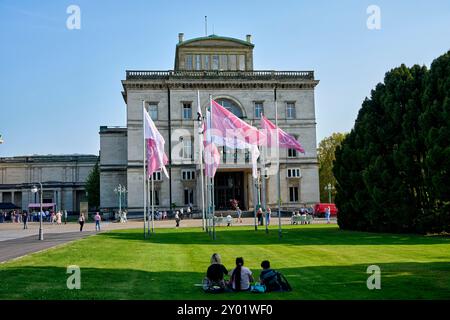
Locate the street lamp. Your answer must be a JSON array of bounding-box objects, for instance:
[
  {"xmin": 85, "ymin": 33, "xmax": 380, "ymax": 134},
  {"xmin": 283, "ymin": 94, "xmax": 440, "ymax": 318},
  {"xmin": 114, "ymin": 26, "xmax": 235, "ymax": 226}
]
[
  {"xmin": 324, "ymin": 183, "xmax": 335, "ymax": 203},
  {"xmin": 31, "ymin": 183, "xmax": 43, "ymax": 240},
  {"xmin": 114, "ymin": 184, "xmax": 127, "ymax": 216}
]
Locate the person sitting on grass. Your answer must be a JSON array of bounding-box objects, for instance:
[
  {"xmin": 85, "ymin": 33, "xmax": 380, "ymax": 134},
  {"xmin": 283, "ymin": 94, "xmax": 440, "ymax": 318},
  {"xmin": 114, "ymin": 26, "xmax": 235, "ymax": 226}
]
[
  {"xmin": 228, "ymin": 257, "xmax": 254, "ymax": 292},
  {"xmin": 203, "ymin": 253, "xmax": 228, "ymax": 293}
]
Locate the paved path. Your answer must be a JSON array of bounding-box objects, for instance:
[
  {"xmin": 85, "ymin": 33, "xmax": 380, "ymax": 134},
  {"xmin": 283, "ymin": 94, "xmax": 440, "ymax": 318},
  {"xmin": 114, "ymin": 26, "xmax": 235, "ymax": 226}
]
[{"xmin": 0, "ymin": 217, "xmax": 336, "ymax": 263}]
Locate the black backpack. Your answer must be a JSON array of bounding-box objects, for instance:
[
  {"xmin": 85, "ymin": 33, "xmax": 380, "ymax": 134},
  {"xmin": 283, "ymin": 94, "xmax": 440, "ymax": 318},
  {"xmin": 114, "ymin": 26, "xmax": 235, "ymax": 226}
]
[{"xmin": 261, "ymin": 270, "xmax": 292, "ymax": 292}]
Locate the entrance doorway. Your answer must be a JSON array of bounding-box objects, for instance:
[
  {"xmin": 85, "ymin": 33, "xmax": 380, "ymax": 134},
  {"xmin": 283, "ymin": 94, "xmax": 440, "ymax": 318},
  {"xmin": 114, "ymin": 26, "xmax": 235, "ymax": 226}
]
[{"xmin": 214, "ymin": 172, "xmax": 245, "ymax": 210}]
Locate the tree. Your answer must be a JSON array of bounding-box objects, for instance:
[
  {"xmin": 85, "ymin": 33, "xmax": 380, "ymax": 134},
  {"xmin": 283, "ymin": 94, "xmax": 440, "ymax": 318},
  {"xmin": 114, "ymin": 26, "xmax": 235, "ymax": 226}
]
[
  {"xmin": 85, "ymin": 161, "xmax": 100, "ymax": 210},
  {"xmin": 334, "ymin": 51, "xmax": 450, "ymax": 234},
  {"xmin": 318, "ymin": 132, "xmax": 347, "ymax": 203}
]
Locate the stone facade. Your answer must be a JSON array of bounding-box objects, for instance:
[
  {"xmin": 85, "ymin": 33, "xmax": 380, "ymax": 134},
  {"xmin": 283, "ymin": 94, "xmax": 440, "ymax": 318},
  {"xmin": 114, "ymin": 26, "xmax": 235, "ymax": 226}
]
[
  {"xmin": 100, "ymin": 34, "xmax": 320, "ymax": 214},
  {"xmin": 0, "ymin": 155, "xmax": 98, "ymax": 213}
]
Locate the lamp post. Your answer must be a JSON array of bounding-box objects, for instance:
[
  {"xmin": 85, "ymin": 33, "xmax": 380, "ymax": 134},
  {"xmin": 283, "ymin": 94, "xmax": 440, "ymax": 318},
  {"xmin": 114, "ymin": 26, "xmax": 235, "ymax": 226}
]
[
  {"xmin": 114, "ymin": 184, "xmax": 127, "ymax": 216},
  {"xmin": 324, "ymin": 183, "xmax": 335, "ymax": 203},
  {"xmin": 31, "ymin": 183, "xmax": 43, "ymax": 240}
]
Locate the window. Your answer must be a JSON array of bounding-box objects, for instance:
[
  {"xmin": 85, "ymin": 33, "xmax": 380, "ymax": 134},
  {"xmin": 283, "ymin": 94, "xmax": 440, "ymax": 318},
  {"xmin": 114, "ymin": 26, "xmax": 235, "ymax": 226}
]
[
  {"xmin": 147, "ymin": 103, "xmax": 158, "ymax": 120},
  {"xmin": 185, "ymin": 55, "xmax": 193, "ymax": 70},
  {"xmin": 238, "ymin": 55, "xmax": 245, "ymax": 70},
  {"xmin": 216, "ymin": 98, "xmax": 243, "ymax": 118},
  {"xmin": 195, "ymin": 55, "xmax": 201, "ymax": 70},
  {"xmin": 228, "ymin": 55, "xmax": 237, "ymax": 70},
  {"xmin": 286, "ymin": 102, "xmax": 296, "ymax": 119},
  {"xmin": 212, "ymin": 55, "xmax": 219, "ymax": 70},
  {"xmin": 220, "ymin": 55, "xmax": 227, "ymax": 70},
  {"xmin": 183, "ymin": 102, "xmax": 192, "ymax": 120},
  {"xmin": 151, "ymin": 190, "xmax": 160, "ymax": 206},
  {"xmin": 152, "ymin": 171, "xmax": 162, "ymax": 181},
  {"xmin": 184, "ymin": 188, "xmax": 194, "ymax": 205},
  {"xmin": 288, "ymin": 148, "xmax": 298, "ymax": 158},
  {"xmin": 182, "ymin": 170, "xmax": 196, "ymax": 180},
  {"xmin": 254, "ymin": 102, "xmax": 263, "ymax": 119},
  {"xmin": 203, "ymin": 55, "xmax": 210, "ymax": 70},
  {"xmin": 287, "ymin": 168, "xmax": 301, "ymax": 178},
  {"xmin": 182, "ymin": 138, "xmax": 193, "ymax": 159},
  {"xmin": 289, "ymin": 187, "xmax": 299, "ymax": 202}
]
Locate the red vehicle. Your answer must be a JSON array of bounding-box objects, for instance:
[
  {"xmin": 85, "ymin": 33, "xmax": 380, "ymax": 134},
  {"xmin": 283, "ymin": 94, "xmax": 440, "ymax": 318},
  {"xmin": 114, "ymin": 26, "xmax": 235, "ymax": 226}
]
[{"xmin": 314, "ymin": 203, "xmax": 338, "ymax": 217}]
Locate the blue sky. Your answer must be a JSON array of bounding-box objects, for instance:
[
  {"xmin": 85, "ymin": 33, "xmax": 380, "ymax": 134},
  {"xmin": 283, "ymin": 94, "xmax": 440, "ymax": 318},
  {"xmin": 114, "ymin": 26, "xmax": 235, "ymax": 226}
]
[{"xmin": 0, "ymin": 0, "xmax": 449, "ymax": 157}]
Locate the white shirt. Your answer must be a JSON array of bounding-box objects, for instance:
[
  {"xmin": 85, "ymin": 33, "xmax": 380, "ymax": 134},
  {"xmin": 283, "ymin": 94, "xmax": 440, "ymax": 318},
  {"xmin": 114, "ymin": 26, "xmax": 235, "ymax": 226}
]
[{"xmin": 229, "ymin": 266, "xmax": 253, "ymax": 290}]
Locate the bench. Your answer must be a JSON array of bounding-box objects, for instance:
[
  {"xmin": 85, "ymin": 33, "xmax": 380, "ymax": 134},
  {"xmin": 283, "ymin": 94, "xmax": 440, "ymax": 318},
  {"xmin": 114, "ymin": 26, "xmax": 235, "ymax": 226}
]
[{"xmin": 291, "ymin": 215, "xmax": 312, "ymax": 225}]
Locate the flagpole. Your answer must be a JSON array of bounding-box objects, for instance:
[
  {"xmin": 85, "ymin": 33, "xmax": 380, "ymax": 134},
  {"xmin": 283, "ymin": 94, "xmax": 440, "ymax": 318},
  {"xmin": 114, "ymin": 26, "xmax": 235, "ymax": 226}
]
[
  {"xmin": 198, "ymin": 90, "xmax": 206, "ymax": 232},
  {"xmin": 151, "ymin": 174, "xmax": 155, "ymax": 233},
  {"xmin": 147, "ymin": 177, "xmax": 151, "ymax": 236},
  {"xmin": 142, "ymin": 101, "xmax": 147, "ymax": 239},
  {"xmin": 274, "ymin": 88, "xmax": 282, "ymax": 239},
  {"xmin": 260, "ymin": 114, "xmax": 268, "ymax": 234},
  {"xmin": 209, "ymin": 94, "xmax": 216, "ymax": 240}
]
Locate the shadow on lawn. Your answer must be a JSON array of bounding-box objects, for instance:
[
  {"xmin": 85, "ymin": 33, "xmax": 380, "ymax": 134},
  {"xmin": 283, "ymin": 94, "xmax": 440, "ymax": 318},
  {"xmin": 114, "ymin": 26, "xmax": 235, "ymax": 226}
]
[
  {"xmin": 96, "ymin": 226, "xmax": 450, "ymax": 246},
  {"xmin": 1, "ymin": 261, "xmax": 449, "ymax": 300}
]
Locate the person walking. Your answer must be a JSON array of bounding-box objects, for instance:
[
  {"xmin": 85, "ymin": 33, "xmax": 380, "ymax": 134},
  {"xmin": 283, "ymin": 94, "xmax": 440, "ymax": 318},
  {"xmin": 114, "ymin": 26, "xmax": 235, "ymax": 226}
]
[
  {"xmin": 56, "ymin": 211, "xmax": 62, "ymax": 225},
  {"xmin": 266, "ymin": 207, "xmax": 271, "ymax": 226},
  {"xmin": 175, "ymin": 211, "xmax": 180, "ymax": 227},
  {"xmin": 326, "ymin": 206, "xmax": 331, "ymax": 224},
  {"xmin": 64, "ymin": 210, "xmax": 68, "ymax": 224},
  {"xmin": 22, "ymin": 211, "xmax": 28, "ymax": 229},
  {"xmin": 78, "ymin": 213, "xmax": 85, "ymax": 232},
  {"xmin": 94, "ymin": 212, "xmax": 101, "ymax": 231},
  {"xmin": 236, "ymin": 206, "xmax": 242, "ymax": 223}
]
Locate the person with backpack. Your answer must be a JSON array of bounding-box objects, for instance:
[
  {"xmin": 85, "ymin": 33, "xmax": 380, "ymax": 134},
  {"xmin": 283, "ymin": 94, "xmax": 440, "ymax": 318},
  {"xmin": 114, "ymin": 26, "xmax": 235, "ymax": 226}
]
[
  {"xmin": 228, "ymin": 257, "xmax": 254, "ymax": 292},
  {"xmin": 259, "ymin": 260, "xmax": 292, "ymax": 292}
]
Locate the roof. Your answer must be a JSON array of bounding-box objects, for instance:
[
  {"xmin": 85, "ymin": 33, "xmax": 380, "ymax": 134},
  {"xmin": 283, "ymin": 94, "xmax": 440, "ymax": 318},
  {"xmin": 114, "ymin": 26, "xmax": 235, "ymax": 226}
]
[{"xmin": 177, "ymin": 34, "xmax": 254, "ymax": 48}]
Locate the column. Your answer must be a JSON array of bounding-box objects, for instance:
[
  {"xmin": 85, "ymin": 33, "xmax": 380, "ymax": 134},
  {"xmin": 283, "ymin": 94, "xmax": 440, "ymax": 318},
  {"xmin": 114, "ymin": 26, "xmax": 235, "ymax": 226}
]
[
  {"xmin": 0, "ymin": 192, "xmax": 3, "ymax": 203},
  {"xmin": 12, "ymin": 191, "xmax": 15, "ymax": 205}
]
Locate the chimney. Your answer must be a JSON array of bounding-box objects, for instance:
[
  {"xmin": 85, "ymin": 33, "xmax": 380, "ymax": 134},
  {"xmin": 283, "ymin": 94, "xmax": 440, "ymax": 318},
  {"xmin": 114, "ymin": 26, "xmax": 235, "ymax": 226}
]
[
  {"xmin": 246, "ymin": 34, "xmax": 252, "ymax": 43},
  {"xmin": 178, "ymin": 33, "xmax": 184, "ymax": 43}
]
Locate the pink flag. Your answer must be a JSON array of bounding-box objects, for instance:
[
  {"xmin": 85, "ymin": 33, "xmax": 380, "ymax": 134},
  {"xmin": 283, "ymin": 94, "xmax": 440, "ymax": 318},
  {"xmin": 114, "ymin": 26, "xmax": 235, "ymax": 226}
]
[
  {"xmin": 144, "ymin": 109, "xmax": 169, "ymax": 178},
  {"xmin": 261, "ymin": 115, "xmax": 305, "ymax": 153},
  {"xmin": 203, "ymin": 111, "xmax": 220, "ymax": 178},
  {"xmin": 211, "ymin": 100, "xmax": 266, "ymax": 146}
]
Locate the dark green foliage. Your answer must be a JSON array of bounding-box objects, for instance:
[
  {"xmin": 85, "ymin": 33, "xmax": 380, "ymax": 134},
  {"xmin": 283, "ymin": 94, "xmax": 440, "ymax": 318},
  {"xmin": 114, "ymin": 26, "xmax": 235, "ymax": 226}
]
[
  {"xmin": 85, "ymin": 161, "xmax": 100, "ymax": 209},
  {"xmin": 334, "ymin": 51, "xmax": 450, "ymax": 234}
]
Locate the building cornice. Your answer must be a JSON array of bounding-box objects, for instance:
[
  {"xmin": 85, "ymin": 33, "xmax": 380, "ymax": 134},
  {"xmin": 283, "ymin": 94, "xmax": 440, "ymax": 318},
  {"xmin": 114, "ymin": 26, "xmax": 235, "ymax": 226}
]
[{"xmin": 121, "ymin": 70, "xmax": 319, "ymax": 101}]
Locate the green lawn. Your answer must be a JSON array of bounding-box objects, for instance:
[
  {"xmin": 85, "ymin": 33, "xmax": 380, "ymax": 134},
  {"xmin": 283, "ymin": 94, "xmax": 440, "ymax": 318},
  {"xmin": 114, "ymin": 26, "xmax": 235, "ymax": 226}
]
[{"xmin": 1, "ymin": 224, "xmax": 449, "ymax": 300}]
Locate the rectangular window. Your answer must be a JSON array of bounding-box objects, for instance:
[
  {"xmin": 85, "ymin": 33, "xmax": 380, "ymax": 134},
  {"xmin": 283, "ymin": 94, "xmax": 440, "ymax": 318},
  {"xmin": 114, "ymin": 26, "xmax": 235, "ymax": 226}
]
[
  {"xmin": 238, "ymin": 55, "xmax": 245, "ymax": 70},
  {"xmin": 147, "ymin": 103, "xmax": 158, "ymax": 120},
  {"xmin": 195, "ymin": 55, "xmax": 201, "ymax": 70},
  {"xmin": 287, "ymin": 168, "xmax": 301, "ymax": 178},
  {"xmin": 289, "ymin": 187, "xmax": 299, "ymax": 202},
  {"xmin": 152, "ymin": 171, "xmax": 162, "ymax": 181},
  {"xmin": 152, "ymin": 190, "xmax": 160, "ymax": 206},
  {"xmin": 287, "ymin": 102, "xmax": 296, "ymax": 119},
  {"xmin": 288, "ymin": 148, "xmax": 298, "ymax": 158},
  {"xmin": 182, "ymin": 138, "xmax": 193, "ymax": 159},
  {"xmin": 182, "ymin": 170, "xmax": 196, "ymax": 180},
  {"xmin": 185, "ymin": 55, "xmax": 193, "ymax": 70},
  {"xmin": 184, "ymin": 189, "xmax": 194, "ymax": 205},
  {"xmin": 183, "ymin": 102, "xmax": 192, "ymax": 120},
  {"xmin": 228, "ymin": 55, "xmax": 237, "ymax": 70},
  {"xmin": 220, "ymin": 55, "xmax": 227, "ymax": 70},
  {"xmin": 203, "ymin": 55, "xmax": 210, "ymax": 70},
  {"xmin": 254, "ymin": 102, "xmax": 264, "ymax": 119},
  {"xmin": 212, "ymin": 55, "xmax": 219, "ymax": 70}
]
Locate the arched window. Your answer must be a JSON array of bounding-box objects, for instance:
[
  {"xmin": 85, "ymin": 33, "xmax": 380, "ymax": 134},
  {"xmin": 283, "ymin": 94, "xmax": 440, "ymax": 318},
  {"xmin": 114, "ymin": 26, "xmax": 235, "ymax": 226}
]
[{"xmin": 215, "ymin": 98, "xmax": 244, "ymax": 118}]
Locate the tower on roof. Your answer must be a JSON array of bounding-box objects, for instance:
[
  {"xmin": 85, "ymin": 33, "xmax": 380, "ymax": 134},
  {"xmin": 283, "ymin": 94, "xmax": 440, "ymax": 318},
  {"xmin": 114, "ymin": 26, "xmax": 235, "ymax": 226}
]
[{"xmin": 175, "ymin": 33, "xmax": 254, "ymax": 71}]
